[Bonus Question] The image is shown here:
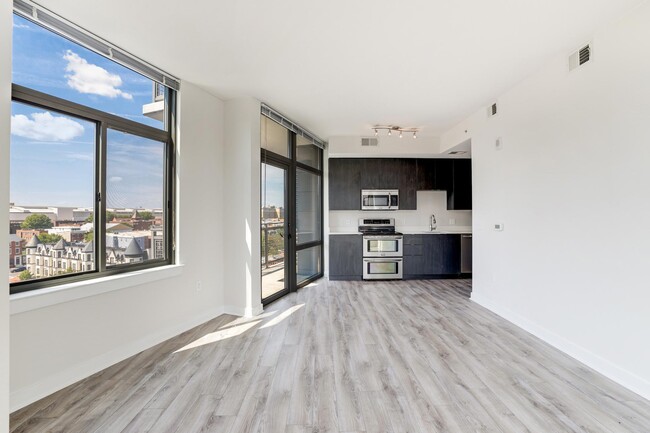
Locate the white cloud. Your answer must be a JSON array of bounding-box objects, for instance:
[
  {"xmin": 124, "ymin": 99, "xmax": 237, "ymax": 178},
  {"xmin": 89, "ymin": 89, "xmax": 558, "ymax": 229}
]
[
  {"xmin": 11, "ymin": 112, "xmax": 85, "ymax": 141},
  {"xmin": 109, "ymin": 176, "xmax": 123, "ymax": 183},
  {"xmin": 13, "ymin": 22, "xmax": 30, "ymax": 29},
  {"xmin": 63, "ymin": 50, "xmax": 133, "ymax": 100},
  {"xmin": 68, "ymin": 153, "xmax": 94, "ymax": 161}
]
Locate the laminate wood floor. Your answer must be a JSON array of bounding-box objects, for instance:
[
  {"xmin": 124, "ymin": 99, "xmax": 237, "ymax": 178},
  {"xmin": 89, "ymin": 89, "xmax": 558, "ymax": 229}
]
[{"xmin": 10, "ymin": 279, "xmax": 650, "ymax": 433}]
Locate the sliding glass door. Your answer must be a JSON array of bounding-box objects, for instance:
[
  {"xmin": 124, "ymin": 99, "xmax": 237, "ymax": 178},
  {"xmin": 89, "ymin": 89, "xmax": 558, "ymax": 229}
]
[{"xmin": 261, "ymin": 116, "xmax": 323, "ymax": 304}]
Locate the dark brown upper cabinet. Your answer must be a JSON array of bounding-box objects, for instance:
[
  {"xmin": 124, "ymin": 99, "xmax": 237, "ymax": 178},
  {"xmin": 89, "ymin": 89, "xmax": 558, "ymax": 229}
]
[{"xmin": 329, "ymin": 157, "xmax": 470, "ymax": 211}]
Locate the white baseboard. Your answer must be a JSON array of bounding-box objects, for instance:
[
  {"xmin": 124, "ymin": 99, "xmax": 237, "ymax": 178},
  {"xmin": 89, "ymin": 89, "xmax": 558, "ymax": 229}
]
[
  {"xmin": 471, "ymin": 292, "xmax": 650, "ymax": 401},
  {"xmin": 10, "ymin": 307, "xmax": 225, "ymax": 413},
  {"xmin": 245, "ymin": 303, "xmax": 264, "ymax": 317},
  {"xmin": 221, "ymin": 303, "xmax": 264, "ymax": 318}
]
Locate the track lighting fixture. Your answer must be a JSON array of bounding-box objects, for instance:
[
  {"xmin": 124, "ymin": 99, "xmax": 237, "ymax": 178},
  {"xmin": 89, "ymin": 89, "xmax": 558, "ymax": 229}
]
[{"xmin": 371, "ymin": 125, "xmax": 419, "ymax": 139}]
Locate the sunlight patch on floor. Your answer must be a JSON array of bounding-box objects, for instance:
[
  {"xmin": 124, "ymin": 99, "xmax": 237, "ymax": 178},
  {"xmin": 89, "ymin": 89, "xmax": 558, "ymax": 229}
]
[
  {"xmin": 174, "ymin": 320, "xmax": 262, "ymax": 353},
  {"xmin": 260, "ymin": 303, "xmax": 304, "ymax": 329},
  {"xmin": 218, "ymin": 311, "xmax": 277, "ymax": 330}
]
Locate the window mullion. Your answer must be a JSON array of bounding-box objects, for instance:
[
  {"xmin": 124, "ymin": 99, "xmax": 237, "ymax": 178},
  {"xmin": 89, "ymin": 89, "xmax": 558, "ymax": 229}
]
[
  {"xmin": 97, "ymin": 123, "xmax": 108, "ymax": 272},
  {"xmin": 166, "ymin": 88, "xmax": 176, "ymax": 261}
]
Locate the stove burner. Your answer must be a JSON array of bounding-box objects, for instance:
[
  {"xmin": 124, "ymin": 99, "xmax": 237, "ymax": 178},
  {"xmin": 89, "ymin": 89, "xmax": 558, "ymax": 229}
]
[{"xmin": 357, "ymin": 217, "xmax": 400, "ymax": 235}]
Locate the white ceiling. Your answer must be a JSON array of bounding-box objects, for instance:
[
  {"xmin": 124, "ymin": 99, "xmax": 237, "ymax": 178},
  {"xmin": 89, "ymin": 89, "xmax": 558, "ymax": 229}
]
[{"xmin": 36, "ymin": 0, "xmax": 644, "ymax": 140}]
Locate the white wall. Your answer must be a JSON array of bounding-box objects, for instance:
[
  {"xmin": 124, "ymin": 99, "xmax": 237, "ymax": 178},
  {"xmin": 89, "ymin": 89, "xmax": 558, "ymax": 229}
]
[
  {"xmin": 446, "ymin": 2, "xmax": 650, "ymax": 399},
  {"xmin": 0, "ymin": 0, "xmax": 11, "ymax": 430},
  {"xmin": 9, "ymin": 82, "xmax": 227, "ymax": 411},
  {"xmin": 223, "ymin": 98, "xmax": 263, "ymax": 317},
  {"xmin": 328, "ymin": 135, "xmax": 441, "ymax": 157}
]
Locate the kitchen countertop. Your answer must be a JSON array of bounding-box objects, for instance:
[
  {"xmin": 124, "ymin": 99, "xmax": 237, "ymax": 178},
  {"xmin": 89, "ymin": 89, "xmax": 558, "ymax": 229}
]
[
  {"xmin": 329, "ymin": 230, "xmax": 362, "ymax": 235},
  {"xmin": 329, "ymin": 227, "xmax": 472, "ymax": 235},
  {"xmin": 400, "ymin": 229, "xmax": 472, "ymax": 235}
]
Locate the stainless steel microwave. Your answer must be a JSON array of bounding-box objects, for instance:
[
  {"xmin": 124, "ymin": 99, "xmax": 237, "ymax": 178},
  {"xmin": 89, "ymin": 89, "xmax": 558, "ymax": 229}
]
[{"xmin": 361, "ymin": 189, "xmax": 399, "ymax": 211}]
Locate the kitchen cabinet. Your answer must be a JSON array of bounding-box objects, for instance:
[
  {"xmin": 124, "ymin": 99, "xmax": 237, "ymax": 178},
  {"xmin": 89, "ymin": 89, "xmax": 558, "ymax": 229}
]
[
  {"xmin": 329, "ymin": 235, "xmax": 363, "ymax": 280},
  {"xmin": 329, "ymin": 159, "xmax": 362, "ymax": 210},
  {"xmin": 447, "ymin": 159, "xmax": 472, "ymax": 210},
  {"xmin": 416, "ymin": 159, "xmax": 436, "ymax": 190},
  {"xmin": 416, "ymin": 158, "xmax": 453, "ymax": 191},
  {"xmin": 329, "ymin": 158, "xmax": 417, "ymax": 210},
  {"xmin": 403, "ymin": 234, "xmax": 461, "ymax": 278},
  {"xmin": 403, "ymin": 235, "xmax": 426, "ymax": 276},
  {"xmin": 436, "ymin": 159, "xmax": 454, "ymax": 193},
  {"xmin": 398, "ymin": 159, "xmax": 417, "ymax": 210},
  {"xmin": 416, "ymin": 159, "xmax": 471, "ymax": 210}
]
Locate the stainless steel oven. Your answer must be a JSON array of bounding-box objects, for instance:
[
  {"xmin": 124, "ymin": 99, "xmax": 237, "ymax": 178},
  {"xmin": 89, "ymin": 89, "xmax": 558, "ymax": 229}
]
[
  {"xmin": 358, "ymin": 218, "xmax": 403, "ymax": 280},
  {"xmin": 363, "ymin": 258, "xmax": 403, "ymax": 280},
  {"xmin": 361, "ymin": 189, "xmax": 399, "ymax": 211},
  {"xmin": 362, "ymin": 235, "xmax": 403, "ymax": 257}
]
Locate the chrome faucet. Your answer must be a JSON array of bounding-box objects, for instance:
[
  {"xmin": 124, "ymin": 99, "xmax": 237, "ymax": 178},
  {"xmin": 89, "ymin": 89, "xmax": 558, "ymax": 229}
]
[{"xmin": 429, "ymin": 214, "xmax": 437, "ymax": 231}]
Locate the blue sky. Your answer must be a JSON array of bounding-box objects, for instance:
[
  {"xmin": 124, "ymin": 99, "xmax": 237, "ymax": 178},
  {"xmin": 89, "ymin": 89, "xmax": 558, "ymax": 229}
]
[
  {"xmin": 10, "ymin": 14, "xmax": 164, "ymax": 209},
  {"xmin": 261, "ymin": 163, "xmax": 285, "ymax": 209}
]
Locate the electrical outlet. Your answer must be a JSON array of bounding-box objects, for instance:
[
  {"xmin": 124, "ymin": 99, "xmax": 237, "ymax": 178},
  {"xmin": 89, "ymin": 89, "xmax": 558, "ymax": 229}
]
[
  {"xmin": 196, "ymin": 280, "xmax": 202, "ymax": 291},
  {"xmin": 494, "ymin": 223, "xmax": 504, "ymax": 231},
  {"xmin": 449, "ymin": 218, "xmax": 456, "ymax": 225}
]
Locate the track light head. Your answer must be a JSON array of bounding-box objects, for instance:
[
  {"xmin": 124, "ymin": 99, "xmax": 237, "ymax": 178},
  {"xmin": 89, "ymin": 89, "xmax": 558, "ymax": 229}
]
[{"xmin": 371, "ymin": 125, "xmax": 419, "ymax": 139}]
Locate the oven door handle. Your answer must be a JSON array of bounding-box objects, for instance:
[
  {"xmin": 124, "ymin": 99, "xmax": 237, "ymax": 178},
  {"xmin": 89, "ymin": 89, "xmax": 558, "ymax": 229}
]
[
  {"xmin": 363, "ymin": 258, "xmax": 403, "ymax": 262},
  {"xmin": 363, "ymin": 235, "xmax": 403, "ymax": 240}
]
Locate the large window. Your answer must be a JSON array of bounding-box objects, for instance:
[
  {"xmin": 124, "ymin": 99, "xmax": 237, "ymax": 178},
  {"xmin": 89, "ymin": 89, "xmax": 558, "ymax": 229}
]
[{"xmin": 9, "ymin": 9, "xmax": 176, "ymax": 293}]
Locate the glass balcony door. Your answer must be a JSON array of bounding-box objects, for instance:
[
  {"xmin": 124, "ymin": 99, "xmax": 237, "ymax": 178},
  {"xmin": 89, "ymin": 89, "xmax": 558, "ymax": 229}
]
[
  {"xmin": 261, "ymin": 116, "xmax": 323, "ymax": 305},
  {"xmin": 261, "ymin": 161, "xmax": 290, "ymax": 302}
]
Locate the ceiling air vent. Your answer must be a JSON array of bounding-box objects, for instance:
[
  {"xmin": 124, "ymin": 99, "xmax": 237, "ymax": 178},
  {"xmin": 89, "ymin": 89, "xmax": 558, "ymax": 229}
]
[
  {"xmin": 361, "ymin": 137, "xmax": 378, "ymax": 147},
  {"xmin": 569, "ymin": 44, "xmax": 591, "ymax": 71},
  {"xmin": 487, "ymin": 102, "xmax": 498, "ymax": 118}
]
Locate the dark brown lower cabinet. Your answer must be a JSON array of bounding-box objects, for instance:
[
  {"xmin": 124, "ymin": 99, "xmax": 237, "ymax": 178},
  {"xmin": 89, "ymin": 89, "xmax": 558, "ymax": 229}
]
[
  {"xmin": 329, "ymin": 233, "xmax": 462, "ymax": 281},
  {"xmin": 329, "ymin": 235, "xmax": 363, "ymax": 280},
  {"xmin": 403, "ymin": 234, "xmax": 461, "ymax": 278}
]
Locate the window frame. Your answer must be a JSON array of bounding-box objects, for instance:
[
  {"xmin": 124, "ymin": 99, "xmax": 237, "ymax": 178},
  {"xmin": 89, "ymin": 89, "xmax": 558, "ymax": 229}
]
[{"xmin": 10, "ymin": 82, "xmax": 176, "ymax": 295}]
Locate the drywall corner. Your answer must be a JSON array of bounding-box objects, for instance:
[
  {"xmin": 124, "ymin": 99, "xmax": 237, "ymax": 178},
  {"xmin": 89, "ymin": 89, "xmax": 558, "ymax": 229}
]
[{"xmin": 223, "ymin": 98, "xmax": 263, "ymax": 317}]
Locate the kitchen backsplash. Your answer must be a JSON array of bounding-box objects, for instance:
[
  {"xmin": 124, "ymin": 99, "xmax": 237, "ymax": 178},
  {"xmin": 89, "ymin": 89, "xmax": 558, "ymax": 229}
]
[{"xmin": 329, "ymin": 190, "xmax": 472, "ymax": 231}]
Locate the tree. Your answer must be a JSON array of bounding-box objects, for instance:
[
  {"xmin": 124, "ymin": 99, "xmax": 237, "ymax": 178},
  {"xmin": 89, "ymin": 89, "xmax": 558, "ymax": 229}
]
[
  {"xmin": 139, "ymin": 211, "xmax": 154, "ymax": 220},
  {"xmin": 21, "ymin": 214, "xmax": 53, "ymax": 230},
  {"xmin": 84, "ymin": 230, "xmax": 94, "ymax": 242},
  {"xmin": 18, "ymin": 270, "xmax": 33, "ymax": 281},
  {"xmin": 85, "ymin": 212, "xmax": 116, "ymax": 222},
  {"xmin": 37, "ymin": 233, "xmax": 63, "ymax": 244}
]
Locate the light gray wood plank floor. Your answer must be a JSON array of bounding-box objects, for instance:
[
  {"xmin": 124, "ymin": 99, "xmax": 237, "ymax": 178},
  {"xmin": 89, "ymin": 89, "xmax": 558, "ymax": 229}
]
[{"xmin": 10, "ymin": 279, "xmax": 650, "ymax": 433}]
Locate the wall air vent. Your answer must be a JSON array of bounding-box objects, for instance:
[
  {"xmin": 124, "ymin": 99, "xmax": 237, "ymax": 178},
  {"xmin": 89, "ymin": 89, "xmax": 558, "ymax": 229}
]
[
  {"xmin": 487, "ymin": 102, "xmax": 498, "ymax": 118},
  {"xmin": 569, "ymin": 44, "xmax": 591, "ymax": 71},
  {"xmin": 361, "ymin": 137, "xmax": 378, "ymax": 147}
]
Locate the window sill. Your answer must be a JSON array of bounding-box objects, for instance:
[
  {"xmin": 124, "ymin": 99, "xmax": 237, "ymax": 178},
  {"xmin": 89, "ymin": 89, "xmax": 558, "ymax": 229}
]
[{"xmin": 10, "ymin": 264, "xmax": 185, "ymax": 315}]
